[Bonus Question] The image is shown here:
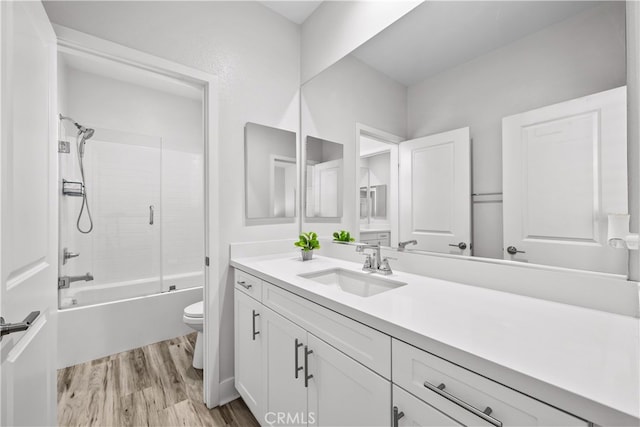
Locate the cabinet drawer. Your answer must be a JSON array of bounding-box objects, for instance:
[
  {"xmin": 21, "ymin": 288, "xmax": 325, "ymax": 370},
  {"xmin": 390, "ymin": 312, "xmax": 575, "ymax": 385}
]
[
  {"xmin": 263, "ymin": 282, "xmax": 391, "ymax": 378},
  {"xmin": 393, "ymin": 385, "xmax": 462, "ymax": 427},
  {"xmin": 392, "ymin": 339, "xmax": 587, "ymax": 426},
  {"xmin": 234, "ymin": 269, "xmax": 263, "ymax": 301}
]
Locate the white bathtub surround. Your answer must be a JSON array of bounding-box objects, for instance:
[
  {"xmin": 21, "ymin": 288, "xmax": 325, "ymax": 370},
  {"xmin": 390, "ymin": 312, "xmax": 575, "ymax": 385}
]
[
  {"xmin": 231, "ymin": 253, "xmax": 639, "ymax": 427},
  {"xmin": 58, "ymin": 286, "xmax": 202, "ymax": 369}
]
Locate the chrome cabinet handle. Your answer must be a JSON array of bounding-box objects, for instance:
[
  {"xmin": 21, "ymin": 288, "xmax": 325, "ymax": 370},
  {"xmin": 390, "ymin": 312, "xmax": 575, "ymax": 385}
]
[
  {"xmin": 449, "ymin": 242, "xmax": 467, "ymax": 250},
  {"xmin": 0, "ymin": 311, "xmax": 40, "ymax": 341},
  {"xmin": 393, "ymin": 406, "xmax": 405, "ymax": 427},
  {"xmin": 423, "ymin": 381, "xmax": 502, "ymax": 427},
  {"xmin": 294, "ymin": 338, "xmax": 304, "ymax": 379},
  {"xmin": 236, "ymin": 280, "xmax": 252, "ymax": 290},
  {"xmin": 304, "ymin": 345, "xmax": 313, "ymax": 387},
  {"xmin": 149, "ymin": 205, "xmax": 154, "ymax": 225},
  {"xmin": 251, "ymin": 310, "xmax": 260, "ymax": 340},
  {"xmin": 506, "ymin": 246, "xmax": 525, "ymax": 255}
]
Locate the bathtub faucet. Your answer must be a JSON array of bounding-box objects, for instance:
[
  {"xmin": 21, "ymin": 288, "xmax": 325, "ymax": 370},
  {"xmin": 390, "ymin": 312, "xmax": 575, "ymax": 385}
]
[{"xmin": 58, "ymin": 273, "xmax": 94, "ymax": 289}]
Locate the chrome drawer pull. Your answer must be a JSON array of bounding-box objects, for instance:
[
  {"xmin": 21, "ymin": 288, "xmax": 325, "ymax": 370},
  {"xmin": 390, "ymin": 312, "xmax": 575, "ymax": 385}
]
[
  {"xmin": 423, "ymin": 380, "xmax": 502, "ymax": 427},
  {"xmin": 393, "ymin": 406, "xmax": 405, "ymax": 427},
  {"xmin": 236, "ymin": 280, "xmax": 252, "ymax": 290},
  {"xmin": 304, "ymin": 346, "xmax": 313, "ymax": 387},
  {"xmin": 252, "ymin": 310, "xmax": 260, "ymax": 340}
]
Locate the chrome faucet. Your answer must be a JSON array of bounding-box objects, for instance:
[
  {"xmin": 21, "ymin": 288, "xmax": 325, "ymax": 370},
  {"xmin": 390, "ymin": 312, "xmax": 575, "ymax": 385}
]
[
  {"xmin": 355, "ymin": 244, "xmax": 394, "ymax": 275},
  {"xmin": 356, "ymin": 243, "xmax": 381, "ymax": 272},
  {"xmin": 58, "ymin": 273, "xmax": 94, "ymax": 289},
  {"xmin": 398, "ymin": 240, "xmax": 417, "ymax": 250}
]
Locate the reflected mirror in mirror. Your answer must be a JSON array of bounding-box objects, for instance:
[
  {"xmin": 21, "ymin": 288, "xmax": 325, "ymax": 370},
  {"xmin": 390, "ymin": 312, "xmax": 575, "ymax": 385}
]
[
  {"xmin": 245, "ymin": 122, "xmax": 297, "ymax": 223},
  {"xmin": 305, "ymin": 136, "xmax": 344, "ymax": 220},
  {"xmin": 301, "ymin": 1, "xmax": 629, "ymax": 276}
]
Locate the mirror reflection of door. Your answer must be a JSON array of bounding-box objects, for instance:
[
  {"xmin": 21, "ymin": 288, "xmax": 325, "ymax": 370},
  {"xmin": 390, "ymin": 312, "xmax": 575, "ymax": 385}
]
[
  {"xmin": 244, "ymin": 122, "xmax": 297, "ymax": 223},
  {"xmin": 359, "ymin": 134, "xmax": 398, "ymax": 246},
  {"xmin": 502, "ymin": 87, "xmax": 627, "ymax": 274},
  {"xmin": 399, "ymin": 127, "xmax": 472, "ymax": 256},
  {"xmin": 305, "ymin": 136, "xmax": 344, "ymax": 219},
  {"xmin": 271, "ymin": 157, "xmax": 296, "ymax": 218}
]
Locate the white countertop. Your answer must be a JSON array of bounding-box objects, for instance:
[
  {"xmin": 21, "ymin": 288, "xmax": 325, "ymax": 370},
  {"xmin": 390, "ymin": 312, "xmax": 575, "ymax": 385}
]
[
  {"xmin": 359, "ymin": 228, "xmax": 390, "ymax": 233},
  {"xmin": 230, "ymin": 253, "xmax": 640, "ymax": 426}
]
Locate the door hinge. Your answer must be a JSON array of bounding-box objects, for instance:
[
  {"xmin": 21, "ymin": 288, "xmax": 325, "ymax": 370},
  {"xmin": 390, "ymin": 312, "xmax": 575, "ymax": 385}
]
[{"xmin": 205, "ymin": 256, "xmax": 210, "ymax": 267}]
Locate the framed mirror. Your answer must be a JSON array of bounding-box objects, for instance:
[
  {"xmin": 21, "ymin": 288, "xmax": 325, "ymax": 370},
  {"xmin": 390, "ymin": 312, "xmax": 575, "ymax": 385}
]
[
  {"xmin": 301, "ymin": 1, "xmax": 630, "ymax": 276},
  {"xmin": 305, "ymin": 136, "xmax": 344, "ymax": 221},
  {"xmin": 245, "ymin": 122, "xmax": 297, "ymax": 224}
]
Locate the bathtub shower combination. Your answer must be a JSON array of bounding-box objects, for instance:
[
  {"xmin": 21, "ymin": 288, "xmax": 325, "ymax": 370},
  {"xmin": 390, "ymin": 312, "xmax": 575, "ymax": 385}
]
[{"xmin": 57, "ymin": 124, "xmax": 205, "ymax": 309}]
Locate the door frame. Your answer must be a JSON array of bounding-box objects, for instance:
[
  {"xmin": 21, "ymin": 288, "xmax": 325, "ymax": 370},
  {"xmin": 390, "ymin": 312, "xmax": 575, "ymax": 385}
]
[
  {"xmin": 52, "ymin": 25, "xmax": 221, "ymax": 407},
  {"xmin": 355, "ymin": 123, "xmax": 403, "ymax": 247}
]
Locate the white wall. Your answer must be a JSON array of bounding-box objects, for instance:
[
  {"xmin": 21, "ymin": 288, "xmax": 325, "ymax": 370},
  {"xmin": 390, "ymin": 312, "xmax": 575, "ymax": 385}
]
[
  {"xmin": 407, "ymin": 3, "xmax": 626, "ymax": 258},
  {"xmin": 302, "ymin": 55, "xmax": 406, "ymax": 237},
  {"xmin": 44, "ymin": 0, "xmax": 301, "ymax": 401},
  {"xmin": 301, "ymin": 0, "xmax": 421, "ymax": 83}
]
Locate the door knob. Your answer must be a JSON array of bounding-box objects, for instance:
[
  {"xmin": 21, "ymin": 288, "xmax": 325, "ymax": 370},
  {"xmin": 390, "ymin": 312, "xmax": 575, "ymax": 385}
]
[
  {"xmin": 506, "ymin": 246, "xmax": 525, "ymax": 255},
  {"xmin": 449, "ymin": 242, "xmax": 467, "ymax": 250},
  {"xmin": 0, "ymin": 311, "xmax": 40, "ymax": 341}
]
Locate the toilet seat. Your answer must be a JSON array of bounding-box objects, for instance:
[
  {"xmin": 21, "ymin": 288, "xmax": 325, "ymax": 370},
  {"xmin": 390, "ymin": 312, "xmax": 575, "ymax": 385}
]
[{"xmin": 184, "ymin": 301, "xmax": 203, "ymax": 319}]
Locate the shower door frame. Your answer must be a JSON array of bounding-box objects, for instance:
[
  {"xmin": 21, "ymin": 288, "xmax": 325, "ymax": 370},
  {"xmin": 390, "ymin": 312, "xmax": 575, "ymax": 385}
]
[{"xmin": 53, "ymin": 25, "xmax": 221, "ymax": 408}]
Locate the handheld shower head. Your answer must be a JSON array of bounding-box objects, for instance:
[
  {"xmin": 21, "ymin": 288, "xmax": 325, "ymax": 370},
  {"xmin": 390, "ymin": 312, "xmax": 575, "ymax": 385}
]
[
  {"xmin": 59, "ymin": 114, "xmax": 94, "ymax": 140},
  {"xmin": 80, "ymin": 127, "xmax": 95, "ymax": 140}
]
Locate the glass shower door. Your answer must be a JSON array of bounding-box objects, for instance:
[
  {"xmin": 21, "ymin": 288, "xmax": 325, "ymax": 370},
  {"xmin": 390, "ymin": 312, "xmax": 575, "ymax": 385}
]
[{"xmin": 59, "ymin": 128, "xmax": 163, "ymax": 308}]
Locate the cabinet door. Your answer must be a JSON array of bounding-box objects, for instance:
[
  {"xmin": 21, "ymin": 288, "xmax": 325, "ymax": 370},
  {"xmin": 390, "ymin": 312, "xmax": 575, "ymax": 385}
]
[
  {"xmin": 262, "ymin": 307, "xmax": 308, "ymax": 426},
  {"xmin": 234, "ymin": 289, "xmax": 263, "ymax": 420},
  {"xmin": 307, "ymin": 334, "xmax": 390, "ymax": 427},
  {"xmin": 393, "ymin": 385, "xmax": 463, "ymax": 427}
]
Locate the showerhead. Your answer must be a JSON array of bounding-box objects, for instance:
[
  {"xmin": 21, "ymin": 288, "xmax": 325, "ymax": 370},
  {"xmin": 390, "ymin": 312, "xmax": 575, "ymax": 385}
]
[
  {"xmin": 59, "ymin": 114, "xmax": 94, "ymax": 140},
  {"xmin": 80, "ymin": 127, "xmax": 95, "ymax": 140}
]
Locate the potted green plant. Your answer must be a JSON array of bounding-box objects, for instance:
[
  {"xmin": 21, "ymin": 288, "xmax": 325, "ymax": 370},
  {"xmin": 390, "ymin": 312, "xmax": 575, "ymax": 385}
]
[
  {"xmin": 333, "ymin": 230, "xmax": 355, "ymax": 243},
  {"xmin": 295, "ymin": 231, "xmax": 320, "ymax": 261}
]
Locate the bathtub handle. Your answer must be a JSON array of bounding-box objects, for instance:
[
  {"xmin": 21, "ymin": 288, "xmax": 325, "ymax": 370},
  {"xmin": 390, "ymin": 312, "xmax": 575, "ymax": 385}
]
[
  {"xmin": 149, "ymin": 205, "xmax": 154, "ymax": 225},
  {"xmin": 236, "ymin": 280, "xmax": 252, "ymax": 290}
]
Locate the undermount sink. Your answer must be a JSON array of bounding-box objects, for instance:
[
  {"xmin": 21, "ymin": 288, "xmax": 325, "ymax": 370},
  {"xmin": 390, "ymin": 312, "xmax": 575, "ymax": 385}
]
[{"xmin": 298, "ymin": 268, "xmax": 407, "ymax": 297}]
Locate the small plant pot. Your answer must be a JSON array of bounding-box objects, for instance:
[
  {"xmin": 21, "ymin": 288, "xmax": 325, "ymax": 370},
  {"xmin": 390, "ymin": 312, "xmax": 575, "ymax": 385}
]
[{"xmin": 301, "ymin": 250, "xmax": 314, "ymax": 261}]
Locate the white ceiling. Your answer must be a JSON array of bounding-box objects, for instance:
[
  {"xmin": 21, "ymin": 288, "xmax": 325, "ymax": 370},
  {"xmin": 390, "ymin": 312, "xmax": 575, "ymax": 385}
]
[
  {"xmin": 259, "ymin": 1, "xmax": 322, "ymax": 25},
  {"xmin": 352, "ymin": 1, "xmax": 600, "ymax": 87}
]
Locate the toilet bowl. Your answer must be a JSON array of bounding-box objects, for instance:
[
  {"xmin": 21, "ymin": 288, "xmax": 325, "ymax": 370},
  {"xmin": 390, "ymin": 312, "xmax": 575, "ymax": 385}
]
[{"xmin": 183, "ymin": 301, "xmax": 203, "ymax": 369}]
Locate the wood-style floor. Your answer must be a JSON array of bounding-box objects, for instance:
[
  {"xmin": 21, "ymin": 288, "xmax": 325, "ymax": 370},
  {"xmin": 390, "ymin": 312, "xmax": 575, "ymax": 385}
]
[{"xmin": 57, "ymin": 333, "xmax": 260, "ymax": 427}]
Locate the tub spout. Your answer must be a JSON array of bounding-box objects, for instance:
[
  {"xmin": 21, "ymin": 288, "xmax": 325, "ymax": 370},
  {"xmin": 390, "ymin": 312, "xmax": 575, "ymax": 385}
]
[{"xmin": 58, "ymin": 273, "xmax": 94, "ymax": 289}]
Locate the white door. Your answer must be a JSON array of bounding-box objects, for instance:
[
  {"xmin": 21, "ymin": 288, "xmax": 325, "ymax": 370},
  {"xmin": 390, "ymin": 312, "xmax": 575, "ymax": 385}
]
[
  {"xmin": 313, "ymin": 159, "xmax": 343, "ymax": 217},
  {"xmin": 392, "ymin": 385, "xmax": 462, "ymax": 427},
  {"xmin": 307, "ymin": 334, "xmax": 390, "ymax": 427},
  {"xmin": 0, "ymin": 2, "xmax": 58, "ymax": 426},
  {"xmin": 399, "ymin": 128, "xmax": 471, "ymax": 255},
  {"xmin": 502, "ymin": 87, "xmax": 627, "ymax": 274},
  {"xmin": 234, "ymin": 290, "xmax": 263, "ymax": 420},
  {"xmin": 262, "ymin": 307, "xmax": 307, "ymax": 426}
]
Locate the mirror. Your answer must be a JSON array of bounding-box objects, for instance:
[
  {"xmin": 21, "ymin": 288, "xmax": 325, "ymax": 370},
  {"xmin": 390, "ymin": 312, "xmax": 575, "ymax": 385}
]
[
  {"xmin": 305, "ymin": 136, "xmax": 344, "ymax": 221},
  {"xmin": 301, "ymin": 1, "xmax": 629, "ymax": 276},
  {"xmin": 245, "ymin": 122, "xmax": 297, "ymax": 224}
]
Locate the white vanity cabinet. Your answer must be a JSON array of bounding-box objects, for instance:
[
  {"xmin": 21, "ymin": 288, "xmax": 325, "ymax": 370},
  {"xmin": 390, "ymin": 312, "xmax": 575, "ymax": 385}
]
[
  {"xmin": 234, "ymin": 269, "xmax": 391, "ymax": 426},
  {"xmin": 234, "ymin": 278, "xmax": 264, "ymax": 420},
  {"xmin": 392, "ymin": 340, "xmax": 588, "ymax": 427},
  {"xmin": 360, "ymin": 230, "xmax": 390, "ymax": 246},
  {"xmin": 234, "ymin": 267, "xmax": 591, "ymax": 427}
]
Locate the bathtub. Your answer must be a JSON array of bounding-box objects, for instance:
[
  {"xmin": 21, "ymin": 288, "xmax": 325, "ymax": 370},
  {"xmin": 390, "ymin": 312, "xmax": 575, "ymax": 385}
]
[{"xmin": 57, "ymin": 272, "xmax": 203, "ymax": 368}]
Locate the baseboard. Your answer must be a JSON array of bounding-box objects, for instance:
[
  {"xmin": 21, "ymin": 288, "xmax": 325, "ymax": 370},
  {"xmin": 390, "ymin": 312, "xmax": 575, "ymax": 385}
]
[{"xmin": 219, "ymin": 376, "xmax": 240, "ymax": 406}]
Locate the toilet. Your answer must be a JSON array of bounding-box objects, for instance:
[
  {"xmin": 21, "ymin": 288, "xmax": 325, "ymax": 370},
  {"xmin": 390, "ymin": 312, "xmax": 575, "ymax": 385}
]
[{"xmin": 183, "ymin": 301, "xmax": 204, "ymax": 369}]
